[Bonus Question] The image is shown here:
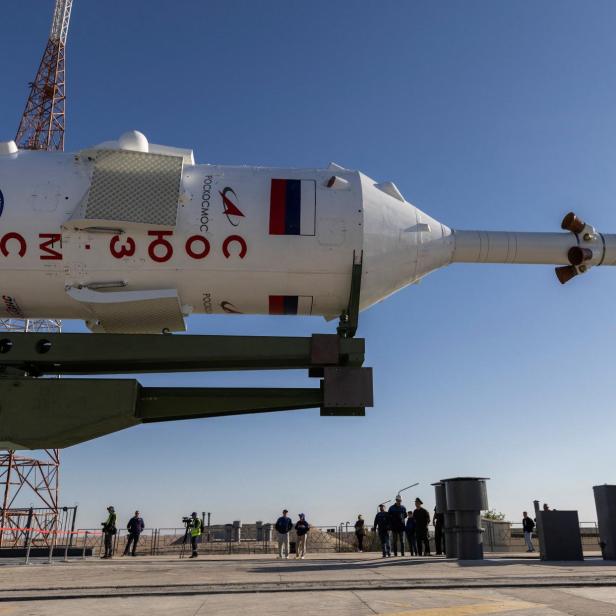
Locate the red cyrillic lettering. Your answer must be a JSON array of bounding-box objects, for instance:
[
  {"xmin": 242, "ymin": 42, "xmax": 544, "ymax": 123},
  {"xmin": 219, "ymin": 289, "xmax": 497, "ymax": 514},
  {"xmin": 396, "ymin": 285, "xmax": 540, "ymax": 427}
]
[
  {"xmin": 39, "ymin": 233, "xmax": 62, "ymax": 260},
  {"xmin": 110, "ymin": 235, "xmax": 136, "ymax": 259},
  {"xmin": 0, "ymin": 233, "xmax": 27, "ymax": 257},
  {"xmin": 147, "ymin": 231, "xmax": 173, "ymax": 263},
  {"xmin": 222, "ymin": 235, "xmax": 247, "ymax": 259},
  {"xmin": 186, "ymin": 235, "xmax": 211, "ymax": 260}
]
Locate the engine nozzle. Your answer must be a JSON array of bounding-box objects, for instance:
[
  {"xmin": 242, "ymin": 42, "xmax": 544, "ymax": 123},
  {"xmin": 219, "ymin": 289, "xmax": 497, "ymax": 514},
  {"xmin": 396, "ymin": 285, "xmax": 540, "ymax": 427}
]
[
  {"xmin": 555, "ymin": 265, "xmax": 579, "ymax": 285},
  {"xmin": 561, "ymin": 212, "xmax": 586, "ymax": 234},
  {"xmin": 567, "ymin": 246, "xmax": 593, "ymax": 266}
]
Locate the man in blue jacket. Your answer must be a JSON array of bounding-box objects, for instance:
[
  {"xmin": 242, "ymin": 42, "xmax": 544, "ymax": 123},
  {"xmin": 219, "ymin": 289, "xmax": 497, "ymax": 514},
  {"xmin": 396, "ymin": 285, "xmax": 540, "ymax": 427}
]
[
  {"xmin": 373, "ymin": 504, "xmax": 391, "ymax": 558},
  {"xmin": 275, "ymin": 509, "xmax": 293, "ymax": 559},
  {"xmin": 123, "ymin": 510, "xmax": 145, "ymax": 556},
  {"xmin": 388, "ymin": 496, "xmax": 407, "ymax": 556}
]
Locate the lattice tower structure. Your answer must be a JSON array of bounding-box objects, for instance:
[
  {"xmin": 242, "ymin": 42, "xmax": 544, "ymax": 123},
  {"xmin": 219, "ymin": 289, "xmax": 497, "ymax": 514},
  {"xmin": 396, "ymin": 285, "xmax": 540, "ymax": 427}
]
[
  {"xmin": 0, "ymin": 0, "xmax": 73, "ymax": 548},
  {"xmin": 14, "ymin": 0, "xmax": 73, "ymax": 151}
]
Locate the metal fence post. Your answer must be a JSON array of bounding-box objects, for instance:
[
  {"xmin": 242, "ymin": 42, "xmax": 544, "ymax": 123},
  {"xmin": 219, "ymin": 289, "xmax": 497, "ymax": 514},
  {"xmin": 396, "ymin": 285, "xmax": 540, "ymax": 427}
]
[
  {"xmin": 82, "ymin": 531, "xmax": 88, "ymax": 559},
  {"xmin": 64, "ymin": 531, "xmax": 70, "ymax": 562},
  {"xmin": 47, "ymin": 529, "xmax": 55, "ymax": 564},
  {"xmin": 24, "ymin": 527, "xmax": 33, "ymax": 565}
]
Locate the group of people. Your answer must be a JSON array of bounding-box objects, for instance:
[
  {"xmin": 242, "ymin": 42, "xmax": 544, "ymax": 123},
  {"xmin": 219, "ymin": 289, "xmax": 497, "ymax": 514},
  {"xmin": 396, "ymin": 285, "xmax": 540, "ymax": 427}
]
[
  {"xmin": 367, "ymin": 496, "xmax": 443, "ymax": 558},
  {"xmin": 275, "ymin": 510, "xmax": 310, "ymax": 559},
  {"xmin": 273, "ymin": 498, "xmax": 443, "ymax": 561},
  {"xmin": 100, "ymin": 506, "xmax": 145, "ymax": 559}
]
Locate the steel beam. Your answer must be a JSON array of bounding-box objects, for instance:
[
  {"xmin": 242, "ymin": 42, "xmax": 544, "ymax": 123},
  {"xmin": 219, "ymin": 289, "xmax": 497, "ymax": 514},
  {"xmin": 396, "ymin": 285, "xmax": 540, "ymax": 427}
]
[
  {"xmin": 0, "ymin": 333, "xmax": 365, "ymax": 375},
  {"xmin": 0, "ymin": 376, "xmax": 371, "ymax": 449}
]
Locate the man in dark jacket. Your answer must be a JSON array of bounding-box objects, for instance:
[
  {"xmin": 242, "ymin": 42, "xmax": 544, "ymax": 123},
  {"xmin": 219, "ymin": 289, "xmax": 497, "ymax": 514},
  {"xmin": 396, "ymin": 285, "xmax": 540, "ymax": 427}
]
[
  {"xmin": 388, "ymin": 496, "xmax": 407, "ymax": 556},
  {"xmin": 294, "ymin": 513, "xmax": 310, "ymax": 559},
  {"xmin": 373, "ymin": 504, "xmax": 391, "ymax": 557},
  {"xmin": 123, "ymin": 510, "xmax": 145, "ymax": 556},
  {"xmin": 433, "ymin": 508, "xmax": 445, "ymax": 555},
  {"xmin": 405, "ymin": 511, "xmax": 418, "ymax": 556},
  {"xmin": 275, "ymin": 509, "xmax": 293, "ymax": 559},
  {"xmin": 522, "ymin": 511, "xmax": 535, "ymax": 552},
  {"xmin": 413, "ymin": 498, "xmax": 431, "ymax": 556},
  {"xmin": 354, "ymin": 515, "xmax": 366, "ymax": 552}
]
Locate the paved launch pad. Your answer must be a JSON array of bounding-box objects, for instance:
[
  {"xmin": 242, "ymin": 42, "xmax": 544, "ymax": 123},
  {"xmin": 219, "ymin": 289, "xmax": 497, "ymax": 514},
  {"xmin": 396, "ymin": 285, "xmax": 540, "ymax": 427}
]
[{"xmin": 0, "ymin": 553, "xmax": 615, "ymax": 615}]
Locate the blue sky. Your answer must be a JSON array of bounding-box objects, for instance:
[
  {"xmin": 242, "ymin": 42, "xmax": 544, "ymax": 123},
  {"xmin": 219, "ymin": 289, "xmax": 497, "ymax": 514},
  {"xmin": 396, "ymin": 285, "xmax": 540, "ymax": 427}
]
[{"xmin": 2, "ymin": 0, "xmax": 616, "ymax": 529}]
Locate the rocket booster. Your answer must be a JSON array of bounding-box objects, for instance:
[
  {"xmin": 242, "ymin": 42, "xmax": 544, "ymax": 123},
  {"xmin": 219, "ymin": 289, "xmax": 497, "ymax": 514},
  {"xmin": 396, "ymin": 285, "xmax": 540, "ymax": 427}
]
[{"xmin": 0, "ymin": 131, "xmax": 614, "ymax": 333}]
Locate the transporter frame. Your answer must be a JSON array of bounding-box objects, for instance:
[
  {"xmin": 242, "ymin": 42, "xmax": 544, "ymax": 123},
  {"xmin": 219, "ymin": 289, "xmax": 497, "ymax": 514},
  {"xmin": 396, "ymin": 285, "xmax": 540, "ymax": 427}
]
[{"xmin": 0, "ymin": 264, "xmax": 373, "ymax": 449}]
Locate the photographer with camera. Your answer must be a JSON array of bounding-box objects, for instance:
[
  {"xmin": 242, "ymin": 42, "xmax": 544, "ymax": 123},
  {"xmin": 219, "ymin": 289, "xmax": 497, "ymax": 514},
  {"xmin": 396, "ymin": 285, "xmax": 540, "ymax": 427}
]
[{"xmin": 183, "ymin": 512, "xmax": 202, "ymax": 558}]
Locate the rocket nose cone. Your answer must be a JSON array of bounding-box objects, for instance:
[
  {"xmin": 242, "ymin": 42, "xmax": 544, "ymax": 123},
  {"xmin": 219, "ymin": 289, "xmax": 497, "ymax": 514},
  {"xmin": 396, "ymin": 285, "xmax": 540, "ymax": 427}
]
[{"xmin": 359, "ymin": 173, "xmax": 453, "ymax": 311}]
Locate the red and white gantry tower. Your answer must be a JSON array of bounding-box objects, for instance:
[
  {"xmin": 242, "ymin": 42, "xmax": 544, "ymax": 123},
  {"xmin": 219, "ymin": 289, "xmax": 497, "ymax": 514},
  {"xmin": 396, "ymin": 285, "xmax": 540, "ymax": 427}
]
[{"xmin": 0, "ymin": 0, "xmax": 73, "ymax": 548}]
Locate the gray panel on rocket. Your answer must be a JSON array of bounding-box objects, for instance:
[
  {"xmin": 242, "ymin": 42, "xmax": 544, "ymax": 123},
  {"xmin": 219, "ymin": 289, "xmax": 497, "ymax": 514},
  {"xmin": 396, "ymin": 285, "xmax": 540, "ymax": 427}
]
[{"xmin": 74, "ymin": 149, "xmax": 183, "ymax": 227}]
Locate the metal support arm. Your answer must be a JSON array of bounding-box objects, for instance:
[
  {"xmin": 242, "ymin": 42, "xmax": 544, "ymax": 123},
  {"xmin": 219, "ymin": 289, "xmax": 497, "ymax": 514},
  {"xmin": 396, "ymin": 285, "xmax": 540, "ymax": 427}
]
[{"xmin": 0, "ymin": 332, "xmax": 373, "ymax": 449}]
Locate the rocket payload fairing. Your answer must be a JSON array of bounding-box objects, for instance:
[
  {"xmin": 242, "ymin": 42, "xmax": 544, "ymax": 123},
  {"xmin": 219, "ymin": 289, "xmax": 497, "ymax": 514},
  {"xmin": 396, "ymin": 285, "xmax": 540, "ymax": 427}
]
[{"xmin": 0, "ymin": 131, "xmax": 613, "ymax": 334}]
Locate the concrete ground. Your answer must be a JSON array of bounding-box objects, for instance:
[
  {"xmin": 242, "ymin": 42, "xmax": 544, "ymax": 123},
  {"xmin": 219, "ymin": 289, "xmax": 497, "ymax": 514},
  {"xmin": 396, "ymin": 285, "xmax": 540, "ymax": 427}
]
[{"xmin": 0, "ymin": 552, "xmax": 615, "ymax": 615}]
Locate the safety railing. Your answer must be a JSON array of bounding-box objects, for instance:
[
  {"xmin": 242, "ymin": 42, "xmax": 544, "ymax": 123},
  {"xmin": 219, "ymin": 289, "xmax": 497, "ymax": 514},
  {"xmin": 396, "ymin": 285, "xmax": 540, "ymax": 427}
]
[
  {"xmin": 0, "ymin": 526, "xmax": 101, "ymax": 564},
  {"xmin": 1, "ymin": 521, "xmax": 602, "ymax": 563}
]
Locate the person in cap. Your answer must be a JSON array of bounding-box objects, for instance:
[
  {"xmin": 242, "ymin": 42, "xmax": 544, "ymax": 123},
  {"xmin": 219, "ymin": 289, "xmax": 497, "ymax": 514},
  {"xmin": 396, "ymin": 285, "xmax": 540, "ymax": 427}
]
[
  {"xmin": 388, "ymin": 495, "xmax": 407, "ymax": 556},
  {"xmin": 189, "ymin": 511, "xmax": 202, "ymax": 558},
  {"xmin": 123, "ymin": 510, "xmax": 145, "ymax": 557},
  {"xmin": 405, "ymin": 510, "xmax": 418, "ymax": 556},
  {"xmin": 373, "ymin": 504, "xmax": 391, "ymax": 557},
  {"xmin": 101, "ymin": 505, "xmax": 117, "ymax": 559},
  {"xmin": 354, "ymin": 514, "xmax": 366, "ymax": 552},
  {"xmin": 294, "ymin": 513, "xmax": 310, "ymax": 559},
  {"xmin": 275, "ymin": 509, "xmax": 293, "ymax": 559},
  {"xmin": 413, "ymin": 498, "xmax": 431, "ymax": 556}
]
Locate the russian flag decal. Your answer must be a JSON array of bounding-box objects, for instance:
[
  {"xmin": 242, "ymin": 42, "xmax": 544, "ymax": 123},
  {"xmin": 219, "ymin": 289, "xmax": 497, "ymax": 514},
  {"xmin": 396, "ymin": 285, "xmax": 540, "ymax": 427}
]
[
  {"xmin": 269, "ymin": 179, "xmax": 316, "ymax": 236},
  {"xmin": 269, "ymin": 295, "xmax": 313, "ymax": 315}
]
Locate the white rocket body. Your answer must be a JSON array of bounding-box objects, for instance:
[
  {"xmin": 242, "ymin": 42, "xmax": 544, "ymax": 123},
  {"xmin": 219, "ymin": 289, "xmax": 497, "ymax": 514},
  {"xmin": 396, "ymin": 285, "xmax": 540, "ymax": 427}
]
[{"xmin": 0, "ymin": 132, "xmax": 614, "ymax": 333}]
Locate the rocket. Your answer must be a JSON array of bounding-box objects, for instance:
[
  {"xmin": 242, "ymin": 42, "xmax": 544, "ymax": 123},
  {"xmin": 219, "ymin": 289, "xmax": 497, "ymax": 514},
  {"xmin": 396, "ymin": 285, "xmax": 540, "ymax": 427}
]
[{"xmin": 0, "ymin": 130, "xmax": 614, "ymax": 334}]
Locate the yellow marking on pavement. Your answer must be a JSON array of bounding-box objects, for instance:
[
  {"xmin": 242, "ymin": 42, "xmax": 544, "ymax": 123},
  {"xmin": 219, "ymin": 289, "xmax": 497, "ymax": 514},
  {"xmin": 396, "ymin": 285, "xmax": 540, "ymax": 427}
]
[{"xmin": 383, "ymin": 599, "xmax": 539, "ymax": 616}]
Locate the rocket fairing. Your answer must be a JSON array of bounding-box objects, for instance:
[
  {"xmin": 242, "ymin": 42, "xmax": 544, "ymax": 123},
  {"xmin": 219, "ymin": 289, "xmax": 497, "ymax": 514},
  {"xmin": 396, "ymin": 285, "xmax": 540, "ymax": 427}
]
[{"xmin": 0, "ymin": 131, "xmax": 614, "ymax": 334}]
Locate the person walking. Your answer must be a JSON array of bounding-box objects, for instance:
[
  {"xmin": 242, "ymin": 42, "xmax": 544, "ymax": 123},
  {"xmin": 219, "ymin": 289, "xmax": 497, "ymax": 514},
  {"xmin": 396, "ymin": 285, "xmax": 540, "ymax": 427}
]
[
  {"xmin": 101, "ymin": 505, "xmax": 117, "ymax": 559},
  {"xmin": 275, "ymin": 509, "xmax": 293, "ymax": 559},
  {"xmin": 413, "ymin": 498, "xmax": 431, "ymax": 556},
  {"xmin": 354, "ymin": 515, "xmax": 366, "ymax": 552},
  {"xmin": 388, "ymin": 495, "xmax": 407, "ymax": 556},
  {"xmin": 123, "ymin": 510, "xmax": 145, "ymax": 557},
  {"xmin": 522, "ymin": 511, "xmax": 535, "ymax": 552},
  {"xmin": 373, "ymin": 504, "xmax": 391, "ymax": 558},
  {"xmin": 405, "ymin": 511, "xmax": 418, "ymax": 556},
  {"xmin": 189, "ymin": 511, "xmax": 202, "ymax": 558},
  {"xmin": 433, "ymin": 508, "xmax": 445, "ymax": 555},
  {"xmin": 295, "ymin": 513, "xmax": 310, "ymax": 559}
]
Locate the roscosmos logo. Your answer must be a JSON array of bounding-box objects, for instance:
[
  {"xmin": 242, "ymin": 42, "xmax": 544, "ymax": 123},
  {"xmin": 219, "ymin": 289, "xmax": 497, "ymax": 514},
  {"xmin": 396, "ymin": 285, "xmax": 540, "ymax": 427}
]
[
  {"xmin": 0, "ymin": 189, "xmax": 4, "ymax": 217},
  {"xmin": 219, "ymin": 187, "xmax": 244, "ymax": 226}
]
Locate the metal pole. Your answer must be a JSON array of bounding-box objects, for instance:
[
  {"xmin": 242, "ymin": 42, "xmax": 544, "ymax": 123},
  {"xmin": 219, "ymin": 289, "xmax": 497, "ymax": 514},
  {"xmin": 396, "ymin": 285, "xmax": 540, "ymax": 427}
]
[
  {"xmin": 63, "ymin": 530, "xmax": 69, "ymax": 562},
  {"xmin": 47, "ymin": 527, "xmax": 55, "ymax": 564},
  {"xmin": 82, "ymin": 531, "xmax": 87, "ymax": 559},
  {"xmin": 24, "ymin": 525, "xmax": 33, "ymax": 565},
  {"xmin": 68, "ymin": 506, "xmax": 77, "ymax": 548},
  {"xmin": 24, "ymin": 507, "xmax": 34, "ymax": 548},
  {"xmin": 397, "ymin": 482, "xmax": 420, "ymax": 497}
]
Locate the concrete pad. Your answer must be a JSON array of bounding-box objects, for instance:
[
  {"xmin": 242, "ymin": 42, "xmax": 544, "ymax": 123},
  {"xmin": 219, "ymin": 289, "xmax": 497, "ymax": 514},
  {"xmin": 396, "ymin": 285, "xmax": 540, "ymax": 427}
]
[{"xmin": 0, "ymin": 554, "xmax": 615, "ymax": 614}]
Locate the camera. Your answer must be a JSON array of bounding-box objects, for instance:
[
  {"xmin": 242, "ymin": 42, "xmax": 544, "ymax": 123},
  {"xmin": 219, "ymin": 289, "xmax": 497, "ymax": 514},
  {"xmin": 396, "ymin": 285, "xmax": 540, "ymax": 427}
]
[{"xmin": 182, "ymin": 516, "xmax": 195, "ymax": 527}]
